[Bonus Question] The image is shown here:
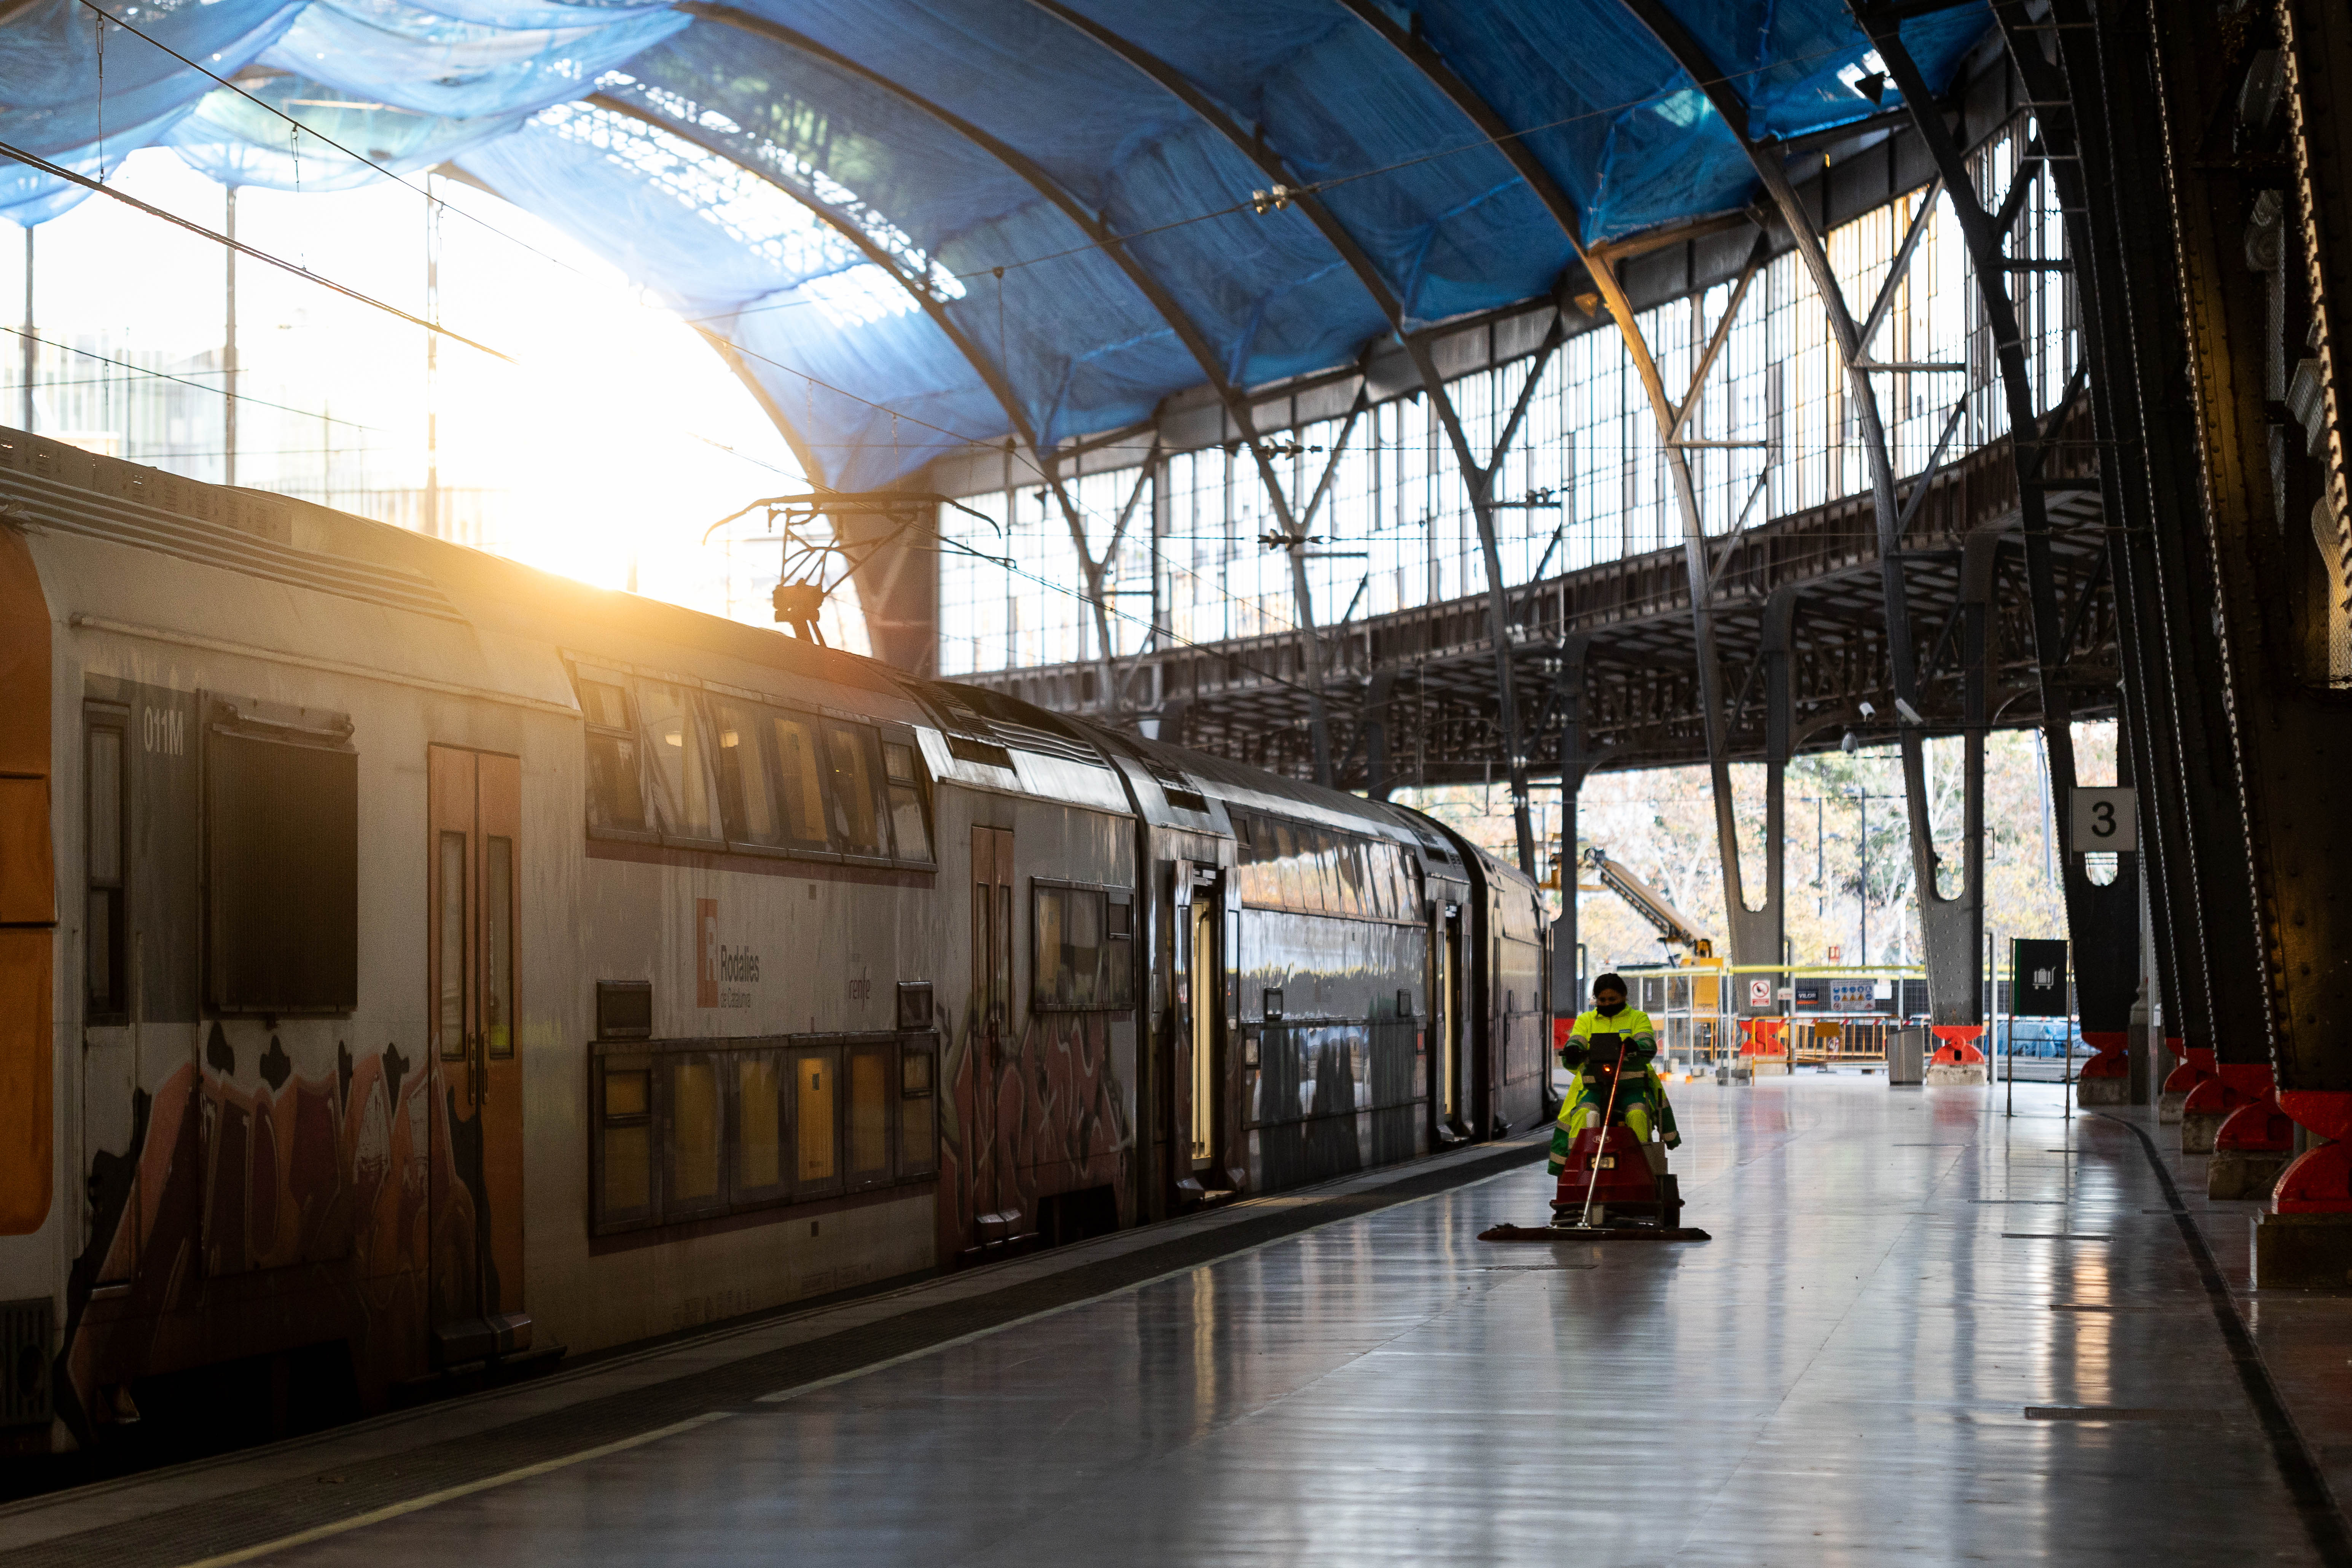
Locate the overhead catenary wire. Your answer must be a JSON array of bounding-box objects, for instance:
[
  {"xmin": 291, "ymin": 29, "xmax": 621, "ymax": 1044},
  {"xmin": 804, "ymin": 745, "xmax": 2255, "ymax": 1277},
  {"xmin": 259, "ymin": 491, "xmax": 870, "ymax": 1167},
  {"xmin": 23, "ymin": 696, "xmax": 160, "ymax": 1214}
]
[
  {"xmin": 0, "ymin": 324, "xmax": 385, "ymax": 430},
  {"xmin": 0, "ymin": 138, "xmax": 518, "ymax": 364}
]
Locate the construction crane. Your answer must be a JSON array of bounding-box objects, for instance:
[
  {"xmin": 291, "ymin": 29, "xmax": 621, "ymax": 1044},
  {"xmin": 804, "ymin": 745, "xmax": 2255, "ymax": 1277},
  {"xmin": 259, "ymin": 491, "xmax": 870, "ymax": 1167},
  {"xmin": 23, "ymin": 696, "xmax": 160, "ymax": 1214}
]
[{"xmin": 1584, "ymin": 846, "xmax": 1716, "ymax": 958}]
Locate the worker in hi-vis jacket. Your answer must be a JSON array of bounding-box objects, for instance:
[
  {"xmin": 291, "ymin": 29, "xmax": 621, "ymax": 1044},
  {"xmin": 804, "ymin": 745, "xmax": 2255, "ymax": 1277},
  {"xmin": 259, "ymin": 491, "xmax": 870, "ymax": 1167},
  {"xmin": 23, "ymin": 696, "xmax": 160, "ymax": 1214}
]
[{"xmin": 1549, "ymin": 972, "xmax": 1681, "ymax": 1176}]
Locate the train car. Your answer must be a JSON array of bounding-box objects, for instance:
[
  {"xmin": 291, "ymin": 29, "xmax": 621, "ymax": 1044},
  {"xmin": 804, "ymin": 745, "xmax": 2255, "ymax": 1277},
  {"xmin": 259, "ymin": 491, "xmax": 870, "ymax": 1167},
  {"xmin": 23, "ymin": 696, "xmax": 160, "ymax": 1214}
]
[{"xmin": 0, "ymin": 428, "xmax": 1541, "ymax": 1457}]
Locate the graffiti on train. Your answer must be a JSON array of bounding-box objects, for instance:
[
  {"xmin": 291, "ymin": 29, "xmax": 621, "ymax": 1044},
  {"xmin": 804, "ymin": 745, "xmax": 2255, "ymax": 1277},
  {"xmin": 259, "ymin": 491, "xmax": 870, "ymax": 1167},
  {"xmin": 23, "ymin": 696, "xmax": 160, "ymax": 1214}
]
[
  {"xmin": 65, "ymin": 1027, "xmax": 476, "ymax": 1410},
  {"xmin": 938, "ymin": 995, "xmax": 1129, "ymax": 1254}
]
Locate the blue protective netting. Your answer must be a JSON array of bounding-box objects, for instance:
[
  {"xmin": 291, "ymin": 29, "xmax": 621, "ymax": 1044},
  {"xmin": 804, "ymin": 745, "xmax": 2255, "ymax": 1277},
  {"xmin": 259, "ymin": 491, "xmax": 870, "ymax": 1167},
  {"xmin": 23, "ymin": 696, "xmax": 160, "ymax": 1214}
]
[{"xmin": 4, "ymin": 0, "xmax": 1992, "ymax": 485}]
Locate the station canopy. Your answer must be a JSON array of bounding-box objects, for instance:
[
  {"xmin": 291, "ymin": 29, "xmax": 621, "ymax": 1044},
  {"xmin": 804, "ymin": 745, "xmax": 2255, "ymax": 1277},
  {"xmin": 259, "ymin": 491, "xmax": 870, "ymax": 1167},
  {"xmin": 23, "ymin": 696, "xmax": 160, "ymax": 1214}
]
[{"xmin": 6, "ymin": 0, "xmax": 1989, "ymax": 488}]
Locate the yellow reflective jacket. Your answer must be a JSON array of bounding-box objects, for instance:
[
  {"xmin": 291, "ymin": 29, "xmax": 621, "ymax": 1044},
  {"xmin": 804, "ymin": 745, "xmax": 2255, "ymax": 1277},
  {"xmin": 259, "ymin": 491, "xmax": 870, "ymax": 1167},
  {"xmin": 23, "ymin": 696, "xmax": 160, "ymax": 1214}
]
[
  {"xmin": 1557, "ymin": 1006, "xmax": 1667, "ymax": 1132},
  {"xmin": 1567, "ymin": 1006, "xmax": 1658, "ymax": 1062}
]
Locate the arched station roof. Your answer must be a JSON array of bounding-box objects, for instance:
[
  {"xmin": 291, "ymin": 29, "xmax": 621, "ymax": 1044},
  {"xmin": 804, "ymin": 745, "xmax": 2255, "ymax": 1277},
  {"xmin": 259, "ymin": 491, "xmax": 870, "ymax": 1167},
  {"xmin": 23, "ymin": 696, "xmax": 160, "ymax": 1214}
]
[{"xmin": 5, "ymin": 0, "xmax": 1990, "ymax": 487}]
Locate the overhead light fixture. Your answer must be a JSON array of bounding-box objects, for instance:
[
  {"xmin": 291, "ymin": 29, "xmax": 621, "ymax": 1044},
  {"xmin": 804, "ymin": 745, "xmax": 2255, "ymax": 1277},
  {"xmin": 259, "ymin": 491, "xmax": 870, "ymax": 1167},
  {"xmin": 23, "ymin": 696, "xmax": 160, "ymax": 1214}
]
[
  {"xmin": 1895, "ymin": 697, "xmax": 1925, "ymax": 725},
  {"xmin": 1842, "ymin": 731, "xmax": 1860, "ymax": 754},
  {"xmin": 1857, "ymin": 700, "xmax": 1877, "ymax": 720}
]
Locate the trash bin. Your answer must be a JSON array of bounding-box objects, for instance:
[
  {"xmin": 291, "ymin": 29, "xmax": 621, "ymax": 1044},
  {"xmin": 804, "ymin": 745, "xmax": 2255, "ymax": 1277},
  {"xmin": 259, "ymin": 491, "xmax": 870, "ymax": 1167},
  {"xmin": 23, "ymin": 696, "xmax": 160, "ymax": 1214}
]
[{"xmin": 1888, "ymin": 1027, "xmax": 1925, "ymax": 1086}]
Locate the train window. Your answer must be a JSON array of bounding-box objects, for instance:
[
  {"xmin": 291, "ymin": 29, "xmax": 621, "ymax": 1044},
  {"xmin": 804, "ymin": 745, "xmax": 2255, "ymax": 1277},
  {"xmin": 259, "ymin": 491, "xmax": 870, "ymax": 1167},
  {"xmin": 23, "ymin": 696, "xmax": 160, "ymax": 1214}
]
[
  {"xmin": 205, "ymin": 724, "xmax": 358, "ymax": 1014},
  {"xmin": 485, "ymin": 837, "xmax": 514, "ymax": 1057},
  {"xmin": 1312, "ymin": 831, "xmax": 1343, "ymax": 914},
  {"xmin": 1334, "ymin": 837, "xmax": 1367, "ymax": 917},
  {"xmin": 1033, "ymin": 884, "xmax": 1134, "ymax": 1011},
  {"xmin": 823, "ymin": 722, "xmax": 890, "ymax": 857},
  {"xmin": 735, "ymin": 1052, "xmax": 785, "ymax": 1198},
  {"xmin": 596, "ymin": 1036, "xmax": 939, "ymax": 1234},
  {"xmin": 1104, "ymin": 894, "xmax": 1134, "ymax": 1008},
  {"xmin": 769, "ymin": 715, "xmax": 834, "ymax": 851},
  {"xmin": 666, "ymin": 1056, "xmax": 726, "ymax": 1215},
  {"xmin": 792, "ymin": 1045, "xmax": 841, "ymax": 1197},
  {"xmin": 1033, "ymin": 886, "xmax": 1067, "ymax": 1006},
  {"xmin": 638, "ymin": 683, "xmax": 718, "ymax": 841},
  {"xmin": 1366, "ymin": 843, "xmax": 1390, "ymax": 916},
  {"xmin": 846, "ymin": 1043, "xmax": 893, "ymax": 1189},
  {"xmin": 84, "ymin": 717, "xmax": 126, "ymax": 1021},
  {"xmin": 882, "ymin": 742, "xmax": 932, "ymax": 863},
  {"xmin": 899, "ymin": 1039, "xmax": 938, "ymax": 1179},
  {"xmin": 1270, "ymin": 821, "xmax": 1306, "ymax": 909},
  {"xmin": 597, "ymin": 1061, "xmax": 656, "ymax": 1226},
  {"xmin": 1067, "ymin": 890, "xmax": 1102, "ymax": 1006},
  {"xmin": 578, "ymin": 677, "xmax": 645, "ymax": 833},
  {"xmin": 712, "ymin": 701, "xmax": 784, "ymax": 848},
  {"xmin": 437, "ymin": 831, "xmax": 467, "ymax": 1059}
]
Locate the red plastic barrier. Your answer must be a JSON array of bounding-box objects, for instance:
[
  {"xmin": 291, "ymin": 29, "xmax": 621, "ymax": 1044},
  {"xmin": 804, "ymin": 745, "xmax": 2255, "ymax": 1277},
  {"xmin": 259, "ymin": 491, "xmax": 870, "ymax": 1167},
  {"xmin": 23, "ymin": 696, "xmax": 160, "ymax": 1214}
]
[
  {"xmin": 2077, "ymin": 1028, "xmax": 2129, "ymax": 1081},
  {"xmin": 2275, "ymin": 1089, "xmax": 2352, "ymax": 1213},
  {"xmin": 2162, "ymin": 1044, "xmax": 2217, "ymax": 1096},
  {"xmin": 1929, "ymin": 1025, "xmax": 1986, "ymax": 1066},
  {"xmin": 2183, "ymin": 1061, "xmax": 2272, "ymax": 1118}
]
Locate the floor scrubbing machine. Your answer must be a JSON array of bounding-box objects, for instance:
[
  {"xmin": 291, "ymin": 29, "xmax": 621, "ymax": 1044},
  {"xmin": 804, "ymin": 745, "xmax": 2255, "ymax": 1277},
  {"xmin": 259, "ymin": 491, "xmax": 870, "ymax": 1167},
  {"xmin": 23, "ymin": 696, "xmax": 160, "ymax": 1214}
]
[{"xmin": 1481, "ymin": 1034, "xmax": 1711, "ymax": 1242}]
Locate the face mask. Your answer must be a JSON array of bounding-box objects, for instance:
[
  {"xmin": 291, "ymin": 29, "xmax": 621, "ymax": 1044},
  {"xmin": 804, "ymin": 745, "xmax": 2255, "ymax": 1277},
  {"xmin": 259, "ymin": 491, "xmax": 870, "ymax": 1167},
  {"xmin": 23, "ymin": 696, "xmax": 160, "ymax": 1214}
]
[{"xmin": 1597, "ymin": 1000, "xmax": 1623, "ymax": 1018}]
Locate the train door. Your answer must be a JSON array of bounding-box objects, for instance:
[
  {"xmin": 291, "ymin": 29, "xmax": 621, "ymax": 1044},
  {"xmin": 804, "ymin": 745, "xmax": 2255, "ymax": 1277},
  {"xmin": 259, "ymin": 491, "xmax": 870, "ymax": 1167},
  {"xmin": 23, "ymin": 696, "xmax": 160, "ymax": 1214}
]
[
  {"xmin": 1435, "ymin": 902, "xmax": 1466, "ymax": 1143},
  {"xmin": 969, "ymin": 826, "xmax": 1013, "ymax": 1214},
  {"xmin": 1172, "ymin": 861, "xmax": 1223, "ymax": 1197},
  {"xmin": 427, "ymin": 745, "xmax": 528, "ymax": 1364}
]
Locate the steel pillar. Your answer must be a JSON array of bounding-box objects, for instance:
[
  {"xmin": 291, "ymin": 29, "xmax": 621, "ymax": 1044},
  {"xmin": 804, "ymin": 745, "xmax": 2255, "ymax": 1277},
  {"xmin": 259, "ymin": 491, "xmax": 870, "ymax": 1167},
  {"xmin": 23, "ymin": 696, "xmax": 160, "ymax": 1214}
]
[
  {"xmin": 1727, "ymin": 587, "xmax": 1796, "ymax": 1012},
  {"xmin": 2152, "ymin": 0, "xmax": 2352, "ymax": 1214},
  {"xmin": 1918, "ymin": 525, "xmax": 1995, "ymax": 1040},
  {"xmin": 1551, "ymin": 635, "xmax": 1594, "ymax": 1025}
]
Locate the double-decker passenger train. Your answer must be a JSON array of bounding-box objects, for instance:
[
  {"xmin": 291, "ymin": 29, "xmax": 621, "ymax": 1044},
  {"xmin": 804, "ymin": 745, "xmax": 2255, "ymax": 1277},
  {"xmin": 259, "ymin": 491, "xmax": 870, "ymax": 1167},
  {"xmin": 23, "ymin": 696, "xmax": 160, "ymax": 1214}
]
[{"xmin": 0, "ymin": 427, "xmax": 1548, "ymax": 1453}]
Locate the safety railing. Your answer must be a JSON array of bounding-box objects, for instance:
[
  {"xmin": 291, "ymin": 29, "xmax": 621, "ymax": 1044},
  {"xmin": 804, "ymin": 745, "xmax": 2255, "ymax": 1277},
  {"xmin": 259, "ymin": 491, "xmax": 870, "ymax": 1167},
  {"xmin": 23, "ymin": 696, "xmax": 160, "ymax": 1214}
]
[{"xmin": 1613, "ymin": 961, "xmax": 1930, "ymax": 1073}]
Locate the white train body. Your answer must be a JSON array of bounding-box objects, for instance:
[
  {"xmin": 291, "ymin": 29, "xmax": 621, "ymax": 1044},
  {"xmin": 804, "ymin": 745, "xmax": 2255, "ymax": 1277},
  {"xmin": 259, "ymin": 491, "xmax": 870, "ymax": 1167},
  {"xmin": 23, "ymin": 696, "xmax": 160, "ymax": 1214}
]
[{"xmin": 0, "ymin": 430, "xmax": 1546, "ymax": 1452}]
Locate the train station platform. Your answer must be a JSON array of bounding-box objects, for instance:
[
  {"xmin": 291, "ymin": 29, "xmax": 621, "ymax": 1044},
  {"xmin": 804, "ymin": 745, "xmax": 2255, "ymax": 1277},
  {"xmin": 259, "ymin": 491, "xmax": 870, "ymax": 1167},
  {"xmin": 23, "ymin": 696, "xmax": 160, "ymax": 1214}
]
[{"xmin": 5, "ymin": 1079, "xmax": 2349, "ymax": 1567}]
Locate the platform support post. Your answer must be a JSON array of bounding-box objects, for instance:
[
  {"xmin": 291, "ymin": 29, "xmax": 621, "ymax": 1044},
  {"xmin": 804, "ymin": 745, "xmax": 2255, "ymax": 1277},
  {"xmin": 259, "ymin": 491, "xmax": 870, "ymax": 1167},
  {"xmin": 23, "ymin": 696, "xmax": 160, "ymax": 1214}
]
[
  {"xmin": 2138, "ymin": 0, "xmax": 2352, "ymax": 1233},
  {"xmin": 1725, "ymin": 589, "xmax": 1795, "ymax": 1038},
  {"xmin": 1549, "ymin": 637, "xmax": 1592, "ymax": 1045}
]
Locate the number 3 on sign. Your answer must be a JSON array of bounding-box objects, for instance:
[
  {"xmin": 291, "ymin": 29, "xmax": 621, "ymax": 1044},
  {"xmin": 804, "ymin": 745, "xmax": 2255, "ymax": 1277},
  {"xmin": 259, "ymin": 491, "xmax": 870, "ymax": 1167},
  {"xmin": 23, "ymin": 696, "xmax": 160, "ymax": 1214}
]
[{"xmin": 2070, "ymin": 786, "xmax": 2137, "ymax": 852}]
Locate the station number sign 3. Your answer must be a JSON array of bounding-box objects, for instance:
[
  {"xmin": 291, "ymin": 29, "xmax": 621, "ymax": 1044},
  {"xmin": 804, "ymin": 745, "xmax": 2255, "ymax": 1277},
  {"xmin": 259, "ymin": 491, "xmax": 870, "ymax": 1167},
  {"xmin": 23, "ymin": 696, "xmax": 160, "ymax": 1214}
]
[{"xmin": 2069, "ymin": 787, "xmax": 2137, "ymax": 853}]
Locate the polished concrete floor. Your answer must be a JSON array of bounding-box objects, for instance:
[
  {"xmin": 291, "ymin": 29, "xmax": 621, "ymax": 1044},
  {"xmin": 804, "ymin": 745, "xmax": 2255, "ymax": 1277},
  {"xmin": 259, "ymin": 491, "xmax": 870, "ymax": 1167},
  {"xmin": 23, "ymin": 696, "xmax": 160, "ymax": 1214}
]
[{"xmin": 21, "ymin": 1078, "xmax": 2349, "ymax": 1566}]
